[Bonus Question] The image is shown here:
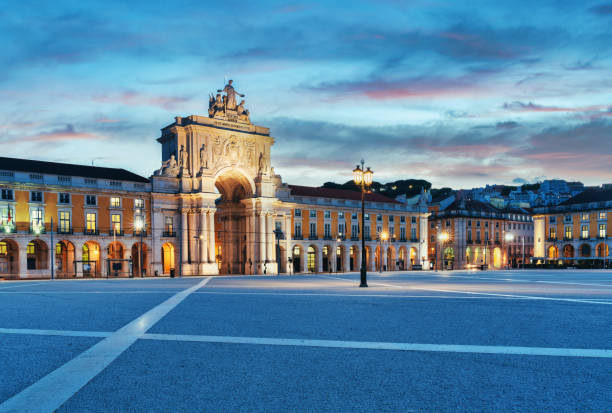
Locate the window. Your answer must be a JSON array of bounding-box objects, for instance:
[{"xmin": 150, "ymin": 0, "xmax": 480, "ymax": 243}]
[
  {"xmin": 581, "ymin": 225, "xmax": 589, "ymax": 239},
  {"xmin": 27, "ymin": 242, "xmax": 35, "ymax": 254},
  {"xmin": 324, "ymin": 210, "xmax": 331, "ymax": 219},
  {"xmin": 445, "ymin": 220, "xmax": 451, "ymax": 227},
  {"xmin": 467, "ymin": 230, "xmax": 472, "ymax": 241},
  {"xmin": 389, "ymin": 226, "xmax": 394, "ymax": 238},
  {"xmin": 549, "ymin": 227, "xmax": 556, "ymax": 240},
  {"xmin": 111, "ymin": 214, "xmax": 121, "ymax": 233},
  {"xmin": 599, "ymin": 212, "xmax": 607, "ymax": 220},
  {"xmin": 0, "ymin": 206, "xmax": 15, "ymax": 227},
  {"xmin": 389, "ymin": 215, "xmax": 394, "ymax": 222},
  {"xmin": 599, "ymin": 224, "xmax": 607, "ymax": 238},
  {"xmin": 59, "ymin": 211, "xmax": 71, "ymax": 233},
  {"xmin": 495, "ymin": 231, "xmax": 499, "ymax": 242},
  {"xmin": 411, "ymin": 216, "xmax": 416, "ymax": 224},
  {"xmin": 377, "ymin": 214, "xmax": 382, "ymax": 222},
  {"xmin": 86, "ymin": 213, "xmax": 97, "ymax": 232},
  {"xmin": 352, "ymin": 224, "xmax": 359, "ymax": 238},
  {"xmin": 1, "ymin": 189, "xmax": 13, "ymax": 200},
  {"xmin": 310, "ymin": 210, "xmax": 317, "ymax": 218},
  {"xmin": 430, "ymin": 222, "xmax": 435, "ymax": 229},
  {"xmin": 411, "ymin": 227, "xmax": 417, "ymax": 240},
  {"xmin": 30, "ymin": 191, "xmax": 42, "ymax": 202},
  {"xmin": 324, "ymin": 223, "xmax": 331, "ymax": 238},
  {"xmin": 400, "ymin": 227, "xmax": 406, "ymax": 240},
  {"xmin": 110, "ymin": 197, "xmax": 121, "ymax": 208},
  {"xmin": 364, "ymin": 226, "xmax": 371, "ymax": 239},
  {"xmin": 364, "ymin": 213, "xmax": 370, "ymax": 221},
  {"xmin": 134, "ymin": 198, "xmax": 145, "ymax": 209},
  {"xmin": 549, "ymin": 216, "xmax": 556, "ymax": 224},
  {"xmin": 495, "ymin": 222, "xmax": 499, "ymax": 228},
  {"xmin": 338, "ymin": 212, "xmax": 344, "ymax": 219},
  {"xmin": 467, "ymin": 220, "xmax": 471, "ymax": 226},
  {"xmin": 275, "ymin": 221, "xmax": 282, "ymax": 232},
  {"xmin": 294, "ymin": 223, "xmax": 302, "ymax": 238},
  {"xmin": 86, "ymin": 195, "xmax": 96, "ymax": 206},
  {"xmin": 84, "ymin": 178, "xmax": 97, "ymax": 185},
  {"xmin": 564, "ymin": 215, "xmax": 572, "ymax": 223},
  {"xmin": 565, "ymin": 226, "xmax": 572, "ymax": 240},
  {"xmin": 338, "ymin": 223, "xmax": 345, "ymax": 238},
  {"xmin": 476, "ymin": 221, "xmax": 481, "ymax": 227},
  {"xmin": 485, "ymin": 221, "xmax": 489, "ymax": 228},
  {"xmin": 485, "ymin": 231, "xmax": 489, "ymax": 241},
  {"xmin": 352, "ymin": 213, "xmax": 357, "ymax": 220},
  {"xmin": 309, "ymin": 222, "xmax": 317, "ymax": 238},
  {"xmin": 430, "ymin": 235, "xmax": 435, "ymax": 243},
  {"xmin": 376, "ymin": 225, "xmax": 382, "ymax": 236},
  {"xmin": 30, "ymin": 207, "xmax": 43, "ymax": 228},
  {"xmin": 400, "ymin": 216, "xmax": 406, "ymax": 223},
  {"xmin": 165, "ymin": 216, "xmax": 174, "ymax": 233},
  {"xmin": 59, "ymin": 193, "xmax": 70, "ymax": 204},
  {"xmin": 476, "ymin": 231, "xmax": 481, "ymax": 243},
  {"xmin": 0, "ymin": 242, "xmax": 6, "ymax": 255},
  {"xmin": 294, "ymin": 209, "xmax": 301, "ymax": 217},
  {"xmin": 581, "ymin": 213, "xmax": 589, "ymax": 221}
]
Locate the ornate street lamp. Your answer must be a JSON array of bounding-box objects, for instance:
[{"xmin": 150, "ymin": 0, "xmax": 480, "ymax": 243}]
[
  {"xmin": 353, "ymin": 160, "xmax": 373, "ymax": 287},
  {"xmin": 505, "ymin": 232, "xmax": 514, "ymax": 270},
  {"xmin": 438, "ymin": 231, "xmax": 449, "ymax": 270}
]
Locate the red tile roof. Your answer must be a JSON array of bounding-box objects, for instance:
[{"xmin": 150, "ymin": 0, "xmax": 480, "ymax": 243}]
[{"xmin": 288, "ymin": 185, "xmax": 401, "ymax": 204}]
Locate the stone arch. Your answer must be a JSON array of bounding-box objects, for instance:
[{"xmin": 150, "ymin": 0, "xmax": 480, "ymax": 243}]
[
  {"xmin": 307, "ymin": 244, "xmax": 318, "ymax": 272},
  {"xmin": 398, "ymin": 246, "xmax": 407, "ymax": 270},
  {"xmin": 466, "ymin": 247, "xmax": 472, "ymax": 266},
  {"xmin": 563, "ymin": 244, "xmax": 574, "ymax": 258},
  {"xmin": 27, "ymin": 239, "xmax": 49, "ymax": 270},
  {"xmin": 409, "ymin": 247, "xmax": 417, "ymax": 268},
  {"xmin": 82, "ymin": 241, "xmax": 101, "ymax": 276},
  {"xmin": 335, "ymin": 244, "xmax": 345, "ymax": 272},
  {"xmin": 161, "ymin": 242, "xmax": 176, "ymax": 275},
  {"xmin": 107, "ymin": 240, "xmax": 127, "ymax": 276},
  {"xmin": 386, "ymin": 246, "xmax": 396, "ymax": 271},
  {"xmin": 322, "ymin": 244, "xmax": 333, "ymax": 272},
  {"xmin": 493, "ymin": 247, "xmax": 502, "ymax": 268},
  {"xmin": 579, "ymin": 243, "xmax": 591, "ymax": 258},
  {"xmin": 56, "ymin": 240, "xmax": 75, "ymax": 277},
  {"xmin": 292, "ymin": 244, "xmax": 303, "ymax": 273},
  {"xmin": 131, "ymin": 242, "xmax": 150, "ymax": 277},
  {"xmin": 548, "ymin": 245, "xmax": 558, "ymax": 259},
  {"xmin": 349, "ymin": 245, "xmax": 359, "ymax": 271},
  {"xmin": 596, "ymin": 243, "xmax": 609, "ymax": 258},
  {"xmin": 213, "ymin": 166, "xmax": 255, "ymax": 201},
  {"xmin": 0, "ymin": 239, "xmax": 19, "ymax": 277}
]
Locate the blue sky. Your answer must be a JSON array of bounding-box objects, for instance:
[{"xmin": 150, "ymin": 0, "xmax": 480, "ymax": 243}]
[{"xmin": 1, "ymin": 0, "xmax": 611, "ymax": 188}]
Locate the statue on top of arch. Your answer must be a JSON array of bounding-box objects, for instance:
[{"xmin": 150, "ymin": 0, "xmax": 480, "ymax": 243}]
[{"xmin": 208, "ymin": 79, "xmax": 250, "ymax": 123}]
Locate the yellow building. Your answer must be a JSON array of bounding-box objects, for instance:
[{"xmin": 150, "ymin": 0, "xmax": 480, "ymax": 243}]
[
  {"xmin": 0, "ymin": 82, "xmax": 428, "ymax": 279},
  {"xmin": 533, "ymin": 188, "xmax": 611, "ymax": 267}
]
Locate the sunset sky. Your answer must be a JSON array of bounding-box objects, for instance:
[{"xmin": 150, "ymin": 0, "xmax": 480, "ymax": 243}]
[{"xmin": 1, "ymin": 0, "xmax": 611, "ymax": 189}]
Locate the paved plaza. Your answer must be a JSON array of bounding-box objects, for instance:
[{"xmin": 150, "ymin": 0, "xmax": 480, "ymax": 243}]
[{"xmin": 1, "ymin": 270, "xmax": 611, "ymax": 412}]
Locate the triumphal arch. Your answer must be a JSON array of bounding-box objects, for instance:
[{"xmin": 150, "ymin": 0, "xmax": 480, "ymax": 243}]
[{"xmin": 150, "ymin": 81, "xmax": 291, "ymax": 275}]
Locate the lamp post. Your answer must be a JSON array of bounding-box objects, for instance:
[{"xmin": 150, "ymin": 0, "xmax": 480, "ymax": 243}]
[
  {"xmin": 135, "ymin": 217, "xmax": 144, "ymax": 277},
  {"xmin": 353, "ymin": 160, "xmax": 373, "ymax": 287},
  {"xmin": 273, "ymin": 228, "xmax": 284, "ymax": 274},
  {"xmin": 378, "ymin": 230, "xmax": 388, "ymax": 273}
]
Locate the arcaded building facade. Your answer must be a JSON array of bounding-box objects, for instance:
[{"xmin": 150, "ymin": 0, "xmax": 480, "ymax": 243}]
[{"xmin": 0, "ymin": 83, "xmax": 429, "ymax": 279}]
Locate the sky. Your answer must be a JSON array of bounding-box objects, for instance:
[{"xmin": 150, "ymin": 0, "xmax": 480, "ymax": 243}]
[{"xmin": 1, "ymin": 0, "xmax": 611, "ymax": 189}]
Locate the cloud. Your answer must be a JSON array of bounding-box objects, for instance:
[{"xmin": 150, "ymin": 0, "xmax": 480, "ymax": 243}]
[
  {"xmin": 92, "ymin": 91, "xmax": 192, "ymax": 110},
  {"xmin": 20, "ymin": 124, "xmax": 99, "ymax": 142},
  {"xmin": 502, "ymin": 101, "xmax": 610, "ymax": 113}
]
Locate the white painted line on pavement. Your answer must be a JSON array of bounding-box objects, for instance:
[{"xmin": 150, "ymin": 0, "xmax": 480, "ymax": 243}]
[
  {"xmin": 0, "ymin": 277, "xmax": 211, "ymax": 413},
  {"xmin": 141, "ymin": 333, "xmax": 612, "ymax": 359},
  {"xmin": 319, "ymin": 275, "xmax": 612, "ymax": 305},
  {"xmin": 0, "ymin": 328, "xmax": 110, "ymax": 338},
  {"xmin": 0, "ymin": 282, "xmax": 48, "ymax": 290}
]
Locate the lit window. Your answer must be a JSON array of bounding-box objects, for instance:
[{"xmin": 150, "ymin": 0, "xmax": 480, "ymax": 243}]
[
  {"xmin": 86, "ymin": 213, "xmax": 97, "ymax": 232},
  {"xmin": 30, "ymin": 208, "xmax": 43, "ymax": 228},
  {"xmin": 111, "ymin": 214, "xmax": 121, "ymax": 233},
  {"xmin": 59, "ymin": 211, "xmax": 71, "ymax": 233},
  {"xmin": 581, "ymin": 213, "xmax": 589, "ymax": 221},
  {"xmin": 0, "ymin": 242, "xmax": 6, "ymax": 255},
  {"xmin": 565, "ymin": 226, "xmax": 572, "ymax": 239},
  {"xmin": 111, "ymin": 197, "xmax": 121, "ymax": 208},
  {"xmin": 599, "ymin": 212, "xmax": 607, "ymax": 220},
  {"xmin": 27, "ymin": 242, "xmax": 35, "ymax": 254},
  {"xmin": 599, "ymin": 224, "xmax": 606, "ymax": 238},
  {"xmin": 549, "ymin": 227, "xmax": 556, "ymax": 240},
  {"xmin": 134, "ymin": 198, "xmax": 145, "ymax": 209},
  {"xmin": 581, "ymin": 225, "xmax": 588, "ymax": 239},
  {"xmin": 164, "ymin": 216, "xmax": 173, "ymax": 233}
]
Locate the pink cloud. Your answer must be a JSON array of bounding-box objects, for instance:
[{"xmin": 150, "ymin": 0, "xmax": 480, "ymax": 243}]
[
  {"xmin": 21, "ymin": 124, "xmax": 100, "ymax": 143},
  {"xmin": 503, "ymin": 101, "xmax": 610, "ymax": 113},
  {"xmin": 95, "ymin": 118, "xmax": 120, "ymax": 123},
  {"xmin": 93, "ymin": 91, "xmax": 191, "ymax": 109}
]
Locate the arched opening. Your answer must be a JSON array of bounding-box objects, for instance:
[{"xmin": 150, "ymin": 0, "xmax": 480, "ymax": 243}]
[
  {"xmin": 398, "ymin": 247, "xmax": 407, "ymax": 270},
  {"xmin": 474, "ymin": 247, "xmax": 482, "ymax": 265},
  {"xmin": 214, "ymin": 168, "xmax": 254, "ymax": 274},
  {"xmin": 374, "ymin": 245, "xmax": 382, "ymax": 272},
  {"xmin": 443, "ymin": 247, "xmax": 454, "ymax": 270},
  {"xmin": 596, "ymin": 243, "xmax": 609, "ymax": 258},
  {"xmin": 322, "ymin": 245, "xmax": 331, "ymax": 272},
  {"xmin": 82, "ymin": 241, "xmax": 100, "ymax": 277},
  {"xmin": 349, "ymin": 245, "xmax": 358, "ymax": 271},
  {"xmin": 493, "ymin": 247, "xmax": 501, "ymax": 268},
  {"xmin": 580, "ymin": 244, "xmax": 591, "ymax": 258},
  {"xmin": 365, "ymin": 246, "xmax": 372, "ymax": 270},
  {"xmin": 107, "ymin": 241, "xmax": 126, "ymax": 276},
  {"xmin": 161, "ymin": 242, "xmax": 176, "ymax": 275},
  {"xmin": 563, "ymin": 244, "xmax": 574, "ymax": 258},
  {"xmin": 307, "ymin": 245, "xmax": 317, "ymax": 272},
  {"xmin": 0, "ymin": 239, "xmax": 19, "ymax": 277},
  {"xmin": 131, "ymin": 242, "xmax": 150, "ymax": 277},
  {"xmin": 27, "ymin": 239, "xmax": 49, "ymax": 270},
  {"xmin": 336, "ymin": 245, "xmax": 344, "ymax": 272},
  {"xmin": 548, "ymin": 245, "xmax": 558, "ymax": 259},
  {"xmin": 387, "ymin": 246, "xmax": 395, "ymax": 271},
  {"xmin": 466, "ymin": 247, "xmax": 472, "ymax": 267},
  {"xmin": 292, "ymin": 245, "xmax": 302, "ymax": 273},
  {"xmin": 55, "ymin": 240, "xmax": 75, "ymax": 277},
  {"xmin": 409, "ymin": 247, "xmax": 417, "ymax": 268}
]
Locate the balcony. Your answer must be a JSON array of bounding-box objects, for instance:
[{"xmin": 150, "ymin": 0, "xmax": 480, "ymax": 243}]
[
  {"xmin": 563, "ymin": 236, "xmax": 572, "ymax": 241},
  {"xmin": 547, "ymin": 238, "xmax": 557, "ymax": 242},
  {"xmin": 350, "ymin": 236, "xmax": 359, "ymax": 241},
  {"xmin": 110, "ymin": 230, "xmax": 124, "ymax": 236},
  {"xmin": 57, "ymin": 226, "xmax": 73, "ymax": 235},
  {"xmin": 308, "ymin": 235, "xmax": 318, "ymax": 240},
  {"xmin": 133, "ymin": 231, "xmax": 148, "ymax": 237},
  {"xmin": 84, "ymin": 229, "xmax": 100, "ymax": 235},
  {"xmin": 365, "ymin": 237, "xmax": 371, "ymax": 241},
  {"xmin": 323, "ymin": 235, "xmax": 333, "ymax": 240},
  {"xmin": 410, "ymin": 238, "xmax": 418, "ymax": 242},
  {"xmin": 162, "ymin": 231, "xmax": 176, "ymax": 237},
  {"xmin": 399, "ymin": 238, "xmax": 407, "ymax": 242},
  {"xmin": 579, "ymin": 236, "xmax": 590, "ymax": 240},
  {"xmin": 1, "ymin": 225, "xmax": 17, "ymax": 234},
  {"xmin": 467, "ymin": 240, "xmax": 473, "ymax": 244},
  {"xmin": 494, "ymin": 240, "xmax": 501, "ymax": 245},
  {"xmin": 29, "ymin": 225, "xmax": 46, "ymax": 234},
  {"xmin": 293, "ymin": 235, "xmax": 303, "ymax": 240},
  {"xmin": 597, "ymin": 235, "xmax": 608, "ymax": 240}
]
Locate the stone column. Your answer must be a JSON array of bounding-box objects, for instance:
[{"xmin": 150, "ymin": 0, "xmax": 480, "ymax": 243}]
[
  {"xmin": 257, "ymin": 212, "xmax": 264, "ymax": 271},
  {"xmin": 329, "ymin": 246, "xmax": 337, "ymax": 272},
  {"xmin": 266, "ymin": 213, "xmax": 274, "ymax": 263},
  {"xmin": 200, "ymin": 208, "xmax": 207, "ymax": 266},
  {"xmin": 181, "ymin": 209, "xmax": 189, "ymax": 265},
  {"xmin": 207, "ymin": 209, "xmax": 215, "ymax": 263},
  {"xmin": 343, "ymin": 246, "xmax": 350, "ymax": 273},
  {"xmin": 188, "ymin": 211, "xmax": 196, "ymax": 263}
]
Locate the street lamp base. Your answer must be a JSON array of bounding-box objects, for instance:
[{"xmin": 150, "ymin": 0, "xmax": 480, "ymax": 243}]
[{"xmin": 359, "ymin": 268, "xmax": 368, "ymax": 288}]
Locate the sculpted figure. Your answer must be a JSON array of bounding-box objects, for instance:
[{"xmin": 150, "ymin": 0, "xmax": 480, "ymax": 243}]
[
  {"xmin": 200, "ymin": 143, "xmax": 207, "ymax": 169},
  {"xmin": 217, "ymin": 79, "xmax": 244, "ymax": 111},
  {"xmin": 237, "ymin": 100, "xmax": 250, "ymax": 122},
  {"xmin": 179, "ymin": 145, "xmax": 188, "ymax": 168},
  {"xmin": 208, "ymin": 94, "xmax": 225, "ymax": 117},
  {"xmin": 155, "ymin": 154, "xmax": 179, "ymax": 177},
  {"xmin": 258, "ymin": 152, "xmax": 265, "ymax": 174}
]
